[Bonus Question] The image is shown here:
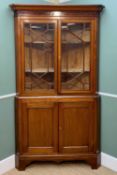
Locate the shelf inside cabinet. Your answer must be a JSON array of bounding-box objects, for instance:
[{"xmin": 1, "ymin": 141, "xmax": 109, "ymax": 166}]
[
  {"xmin": 24, "ymin": 41, "xmax": 90, "ymax": 47},
  {"xmin": 24, "ymin": 41, "xmax": 54, "ymax": 47}
]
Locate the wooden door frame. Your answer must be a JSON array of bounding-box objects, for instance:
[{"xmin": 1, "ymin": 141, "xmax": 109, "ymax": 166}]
[
  {"xmin": 15, "ymin": 17, "xmax": 58, "ymax": 96},
  {"xmin": 57, "ymin": 17, "xmax": 98, "ymax": 95},
  {"xmin": 58, "ymin": 100, "xmax": 98, "ymax": 154},
  {"xmin": 16, "ymin": 99, "xmax": 59, "ymax": 155}
]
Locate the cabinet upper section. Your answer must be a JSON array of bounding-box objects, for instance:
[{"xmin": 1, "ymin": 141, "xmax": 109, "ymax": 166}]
[{"xmin": 11, "ymin": 5, "xmax": 104, "ymax": 96}]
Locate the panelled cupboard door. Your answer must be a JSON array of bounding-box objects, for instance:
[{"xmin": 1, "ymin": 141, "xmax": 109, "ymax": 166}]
[
  {"xmin": 17, "ymin": 100, "xmax": 58, "ymax": 155},
  {"xmin": 59, "ymin": 101, "xmax": 97, "ymax": 154}
]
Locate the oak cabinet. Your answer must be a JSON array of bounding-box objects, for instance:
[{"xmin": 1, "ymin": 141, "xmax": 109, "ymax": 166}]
[{"xmin": 11, "ymin": 4, "xmax": 104, "ymax": 170}]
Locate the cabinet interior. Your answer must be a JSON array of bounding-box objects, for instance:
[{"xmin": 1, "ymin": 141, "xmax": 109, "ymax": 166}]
[{"xmin": 24, "ymin": 22, "xmax": 91, "ymax": 91}]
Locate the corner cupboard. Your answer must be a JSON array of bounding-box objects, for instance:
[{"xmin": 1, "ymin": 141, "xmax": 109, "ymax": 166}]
[{"xmin": 11, "ymin": 4, "xmax": 104, "ymax": 170}]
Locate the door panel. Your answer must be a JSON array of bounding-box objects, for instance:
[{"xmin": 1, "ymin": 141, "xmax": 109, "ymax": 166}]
[
  {"xmin": 18, "ymin": 19, "xmax": 58, "ymax": 95},
  {"xmin": 61, "ymin": 22, "xmax": 91, "ymax": 91},
  {"xmin": 28, "ymin": 107, "xmax": 53, "ymax": 147},
  {"xmin": 59, "ymin": 101, "xmax": 96, "ymax": 153},
  {"xmin": 58, "ymin": 19, "xmax": 97, "ymax": 94},
  {"xmin": 17, "ymin": 100, "xmax": 58, "ymax": 155},
  {"xmin": 24, "ymin": 22, "xmax": 55, "ymax": 91}
]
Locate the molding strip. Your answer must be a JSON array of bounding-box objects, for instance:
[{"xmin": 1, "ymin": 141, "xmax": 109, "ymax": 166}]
[
  {"xmin": 101, "ymin": 152, "xmax": 117, "ymax": 172},
  {"xmin": 98, "ymin": 92, "xmax": 117, "ymax": 98},
  {"xmin": 0, "ymin": 92, "xmax": 117, "ymax": 99},
  {"xmin": 0, "ymin": 155, "xmax": 15, "ymax": 175},
  {"xmin": 0, "ymin": 93, "xmax": 16, "ymax": 100}
]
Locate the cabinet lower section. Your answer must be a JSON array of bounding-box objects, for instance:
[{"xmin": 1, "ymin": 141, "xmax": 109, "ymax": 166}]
[
  {"xmin": 16, "ymin": 95, "xmax": 100, "ymax": 170},
  {"xmin": 16, "ymin": 153, "xmax": 100, "ymax": 170}
]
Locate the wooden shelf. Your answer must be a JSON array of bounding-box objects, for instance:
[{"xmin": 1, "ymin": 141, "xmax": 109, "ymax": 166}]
[{"xmin": 24, "ymin": 41, "xmax": 90, "ymax": 47}]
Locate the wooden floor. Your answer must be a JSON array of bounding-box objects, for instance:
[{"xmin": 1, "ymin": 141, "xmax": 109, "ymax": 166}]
[{"xmin": 3, "ymin": 162, "xmax": 117, "ymax": 175}]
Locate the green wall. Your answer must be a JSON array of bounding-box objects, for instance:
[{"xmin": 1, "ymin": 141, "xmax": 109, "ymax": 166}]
[
  {"xmin": 101, "ymin": 96, "xmax": 117, "ymax": 157},
  {"xmin": 0, "ymin": 0, "xmax": 117, "ymax": 160},
  {"xmin": 0, "ymin": 98, "xmax": 15, "ymax": 160}
]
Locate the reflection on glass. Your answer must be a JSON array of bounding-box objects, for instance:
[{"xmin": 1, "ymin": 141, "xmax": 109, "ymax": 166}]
[
  {"xmin": 24, "ymin": 23, "xmax": 55, "ymax": 91},
  {"xmin": 61, "ymin": 23, "xmax": 91, "ymax": 91}
]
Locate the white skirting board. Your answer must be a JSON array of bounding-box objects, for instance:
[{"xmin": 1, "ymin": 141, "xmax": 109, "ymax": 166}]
[
  {"xmin": 0, "ymin": 153, "xmax": 117, "ymax": 174},
  {"xmin": 101, "ymin": 152, "xmax": 117, "ymax": 172},
  {"xmin": 0, "ymin": 155, "xmax": 15, "ymax": 175}
]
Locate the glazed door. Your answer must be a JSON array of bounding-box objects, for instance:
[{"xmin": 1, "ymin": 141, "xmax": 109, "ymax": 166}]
[
  {"xmin": 18, "ymin": 19, "xmax": 57, "ymax": 95},
  {"xmin": 59, "ymin": 101, "xmax": 96, "ymax": 153},
  {"xmin": 17, "ymin": 100, "xmax": 58, "ymax": 155},
  {"xmin": 58, "ymin": 19, "xmax": 97, "ymax": 94}
]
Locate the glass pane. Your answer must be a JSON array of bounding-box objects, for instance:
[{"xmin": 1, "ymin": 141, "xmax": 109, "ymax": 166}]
[
  {"xmin": 61, "ymin": 22, "xmax": 91, "ymax": 91},
  {"xmin": 24, "ymin": 23, "xmax": 55, "ymax": 91}
]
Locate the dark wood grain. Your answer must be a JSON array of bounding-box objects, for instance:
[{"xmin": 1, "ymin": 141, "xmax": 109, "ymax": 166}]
[{"xmin": 10, "ymin": 4, "xmax": 104, "ymax": 12}]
